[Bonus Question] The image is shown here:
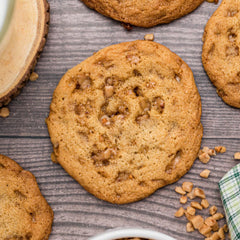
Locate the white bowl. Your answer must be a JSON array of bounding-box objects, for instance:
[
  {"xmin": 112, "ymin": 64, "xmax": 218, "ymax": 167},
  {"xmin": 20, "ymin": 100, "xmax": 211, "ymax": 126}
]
[
  {"xmin": 89, "ymin": 228, "xmax": 177, "ymax": 240},
  {"xmin": 0, "ymin": 0, "xmax": 15, "ymax": 42}
]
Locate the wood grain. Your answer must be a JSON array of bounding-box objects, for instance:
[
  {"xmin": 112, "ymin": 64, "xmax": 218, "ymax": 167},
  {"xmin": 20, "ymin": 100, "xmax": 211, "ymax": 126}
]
[{"xmin": 0, "ymin": 0, "xmax": 239, "ymax": 239}]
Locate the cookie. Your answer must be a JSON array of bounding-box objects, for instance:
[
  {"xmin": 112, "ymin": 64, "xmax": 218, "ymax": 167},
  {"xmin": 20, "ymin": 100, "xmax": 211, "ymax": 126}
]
[
  {"xmin": 202, "ymin": 0, "xmax": 240, "ymax": 108},
  {"xmin": 0, "ymin": 154, "xmax": 53, "ymax": 239},
  {"xmin": 46, "ymin": 40, "xmax": 203, "ymax": 204},
  {"xmin": 81, "ymin": 0, "xmax": 204, "ymax": 27}
]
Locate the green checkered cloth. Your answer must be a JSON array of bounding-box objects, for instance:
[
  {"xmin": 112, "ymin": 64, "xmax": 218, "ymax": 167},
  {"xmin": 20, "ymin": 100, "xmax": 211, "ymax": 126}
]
[{"xmin": 219, "ymin": 164, "xmax": 240, "ymax": 240}]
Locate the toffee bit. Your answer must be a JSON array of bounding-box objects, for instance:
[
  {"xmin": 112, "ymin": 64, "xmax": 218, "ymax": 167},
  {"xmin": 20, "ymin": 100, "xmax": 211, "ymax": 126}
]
[{"xmin": 121, "ymin": 22, "xmax": 133, "ymax": 31}]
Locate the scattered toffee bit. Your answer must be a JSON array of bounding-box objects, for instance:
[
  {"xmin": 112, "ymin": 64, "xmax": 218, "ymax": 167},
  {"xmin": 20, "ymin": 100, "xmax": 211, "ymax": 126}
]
[
  {"xmin": 175, "ymin": 186, "xmax": 186, "ymax": 195},
  {"xmin": 200, "ymin": 169, "xmax": 211, "ymax": 179},
  {"xmin": 193, "ymin": 188, "xmax": 206, "ymax": 199},
  {"xmin": 199, "ymin": 152, "xmax": 211, "ymax": 164},
  {"xmin": 180, "ymin": 195, "xmax": 188, "ymax": 204},
  {"xmin": 144, "ymin": 34, "xmax": 154, "ymax": 41},
  {"xmin": 29, "ymin": 72, "xmax": 39, "ymax": 81},
  {"xmin": 209, "ymin": 206, "xmax": 217, "ymax": 216},
  {"xmin": 201, "ymin": 199, "xmax": 210, "ymax": 209},
  {"xmin": 186, "ymin": 222, "xmax": 195, "ymax": 232},
  {"xmin": 182, "ymin": 182, "xmax": 193, "ymax": 193},
  {"xmin": 214, "ymin": 146, "xmax": 226, "ymax": 154},
  {"xmin": 234, "ymin": 152, "xmax": 240, "ymax": 160},
  {"xmin": 198, "ymin": 146, "xmax": 226, "ymax": 164},
  {"xmin": 191, "ymin": 202, "xmax": 203, "ymax": 210},
  {"xmin": 174, "ymin": 145, "xmax": 233, "ymax": 238},
  {"xmin": 121, "ymin": 22, "xmax": 133, "ymax": 31},
  {"xmin": 0, "ymin": 107, "xmax": 10, "ymax": 118},
  {"xmin": 175, "ymin": 207, "xmax": 185, "ymax": 217},
  {"xmin": 174, "ymin": 181, "xmax": 228, "ymax": 239}
]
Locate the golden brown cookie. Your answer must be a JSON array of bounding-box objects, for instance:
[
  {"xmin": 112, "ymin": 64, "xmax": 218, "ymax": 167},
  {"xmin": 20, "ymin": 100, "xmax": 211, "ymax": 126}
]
[
  {"xmin": 0, "ymin": 154, "xmax": 53, "ymax": 240},
  {"xmin": 81, "ymin": 0, "xmax": 204, "ymax": 27},
  {"xmin": 202, "ymin": 0, "xmax": 240, "ymax": 108},
  {"xmin": 46, "ymin": 40, "xmax": 203, "ymax": 204}
]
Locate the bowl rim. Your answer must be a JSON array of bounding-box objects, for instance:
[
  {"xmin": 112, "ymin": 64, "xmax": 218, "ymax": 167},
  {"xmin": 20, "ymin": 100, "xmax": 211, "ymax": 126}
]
[
  {"xmin": 0, "ymin": 0, "xmax": 15, "ymax": 42},
  {"xmin": 89, "ymin": 228, "xmax": 177, "ymax": 240}
]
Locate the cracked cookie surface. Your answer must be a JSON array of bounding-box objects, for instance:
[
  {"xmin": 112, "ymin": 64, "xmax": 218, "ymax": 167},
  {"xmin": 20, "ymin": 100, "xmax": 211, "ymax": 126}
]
[
  {"xmin": 81, "ymin": 0, "xmax": 204, "ymax": 27},
  {"xmin": 0, "ymin": 154, "xmax": 53, "ymax": 240},
  {"xmin": 202, "ymin": 0, "xmax": 240, "ymax": 108},
  {"xmin": 46, "ymin": 40, "xmax": 203, "ymax": 204}
]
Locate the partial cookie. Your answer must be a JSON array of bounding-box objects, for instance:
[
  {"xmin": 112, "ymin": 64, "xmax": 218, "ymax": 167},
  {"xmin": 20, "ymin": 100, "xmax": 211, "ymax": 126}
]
[
  {"xmin": 202, "ymin": 0, "xmax": 240, "ymax": 108},
  {"xmin": 81, "ymin": 0, "xmax": 204, "ymax": 27},
  {"xmin": 46, "ymin": 40, "xmax": 203, "ymax": 204},
  {"xmin": 0, "ymin": 154, "xmax": 53, "ymax": 239}
]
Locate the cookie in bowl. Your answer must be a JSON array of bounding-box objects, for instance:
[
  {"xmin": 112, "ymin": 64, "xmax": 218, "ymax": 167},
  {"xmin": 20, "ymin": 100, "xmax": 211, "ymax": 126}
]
[{"xmin": 46, "ymin": 40, "xmax": 203, "ymax": 204}]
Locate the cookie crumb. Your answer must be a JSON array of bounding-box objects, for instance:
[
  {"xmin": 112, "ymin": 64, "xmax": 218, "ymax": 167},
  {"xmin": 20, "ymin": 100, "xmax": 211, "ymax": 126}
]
[
  {"xmin": 30, "ymin": 72, "xmax": 39, "ymax": 81},
  {"xmin": 214, "ymin": 146, "xmax": 226, "ymax": 153},
  {"xmin": 51, "ymin": 152, "xmax": 58, "ymax": 163},
  {"xmin": 144, "ymin": 34, "xmax": 154, "ymax": 41},
  {"xmin": 200, "ymin": 169, "xmax": 211, "ymax": 178},
  {"xmin": 234, "ymin": 152, "xmax": 240, "ymax": 160},
  {"xmin": 121, "ymin": 22, "xmax": 133, "ymax": 31},
  {"xmin": 0, "ymin": 107, "xmax": 10, "ymax": 118}
]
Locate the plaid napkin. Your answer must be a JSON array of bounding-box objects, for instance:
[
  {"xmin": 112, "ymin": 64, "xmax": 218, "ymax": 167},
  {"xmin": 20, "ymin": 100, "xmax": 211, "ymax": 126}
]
[{"xmin": 219, "ymin": 164, "xmax": 240, "ymax": 240}]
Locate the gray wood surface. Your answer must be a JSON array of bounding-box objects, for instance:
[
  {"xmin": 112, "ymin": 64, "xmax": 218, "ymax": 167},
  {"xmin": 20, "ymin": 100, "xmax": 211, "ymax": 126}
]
[{"xmin": 0, "ymin": 0, "xmax": 240, "ymax": 239}]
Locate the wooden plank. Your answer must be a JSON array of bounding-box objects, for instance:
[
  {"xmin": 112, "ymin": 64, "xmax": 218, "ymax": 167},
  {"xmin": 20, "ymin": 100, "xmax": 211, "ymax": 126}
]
[{"xmin": 0, "ymin": 137, "xmax": 239, "ymax": 239}]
